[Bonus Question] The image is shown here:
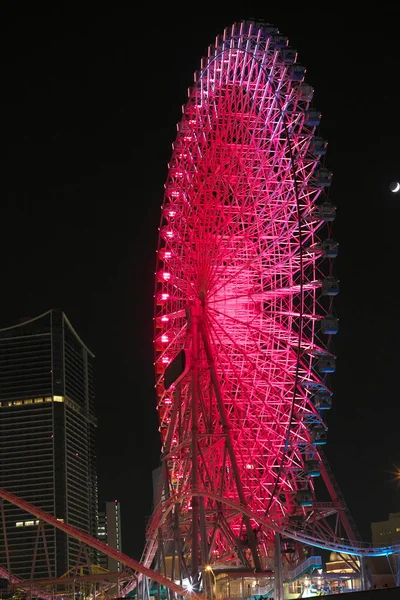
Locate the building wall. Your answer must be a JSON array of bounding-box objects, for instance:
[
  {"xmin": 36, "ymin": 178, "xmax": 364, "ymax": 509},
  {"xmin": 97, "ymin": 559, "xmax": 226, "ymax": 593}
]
[
  {"xmin": 371, "ymin": 513, "xmax": 400, "ymax": 547},
  {"xmin": 0, "ymin": 310, "xmax": 98, "ymax": 579}
]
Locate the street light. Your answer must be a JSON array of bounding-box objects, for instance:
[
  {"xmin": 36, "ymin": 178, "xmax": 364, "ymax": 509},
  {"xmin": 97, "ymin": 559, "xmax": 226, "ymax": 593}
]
[{"xmin": 204, "ymin": 565, "xmax": 217, "ymax": 597}]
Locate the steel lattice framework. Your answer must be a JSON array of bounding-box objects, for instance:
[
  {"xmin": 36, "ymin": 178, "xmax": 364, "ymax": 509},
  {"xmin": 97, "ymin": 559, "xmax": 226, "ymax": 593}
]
[{"xmin": 150, "ymin": 20, "xmax": 356, "ymax": 591}]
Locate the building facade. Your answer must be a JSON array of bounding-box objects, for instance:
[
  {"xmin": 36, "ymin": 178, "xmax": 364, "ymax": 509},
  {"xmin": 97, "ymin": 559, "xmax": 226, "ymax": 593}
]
[
  {"xmin": 0, "ymin": 309, "xmax": 98, "ymax": 579},
  {"xmin": 371, "ymin": 513, "xmax": 400, "ymax": 548},
  {"xmin": 97, "ymin": 501, "xmax": 122, "ymax": 572}
]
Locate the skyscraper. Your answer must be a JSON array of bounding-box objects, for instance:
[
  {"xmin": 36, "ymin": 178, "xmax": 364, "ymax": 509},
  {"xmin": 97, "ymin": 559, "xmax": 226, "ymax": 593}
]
[
  {"xmin": 0, "ymin": 309, "xmax": 98, "ymax": 579},
  {"xmin": 97, "ymin": 501, "xmax": 123, "ymax": 572}
]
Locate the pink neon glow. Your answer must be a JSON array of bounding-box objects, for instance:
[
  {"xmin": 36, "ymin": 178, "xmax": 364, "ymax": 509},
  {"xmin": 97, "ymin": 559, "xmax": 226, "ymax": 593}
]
[
  {"xmin": 152, "ymin": 20, "xmax": 343, "ymax": 570},
  {"xmin": 159, "ymin": 249, "xmax": 172, "ymax": 260}
]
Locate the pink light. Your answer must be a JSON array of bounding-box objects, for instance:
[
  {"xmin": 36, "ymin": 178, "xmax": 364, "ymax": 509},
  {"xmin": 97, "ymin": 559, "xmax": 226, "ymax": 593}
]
[
  {"xmin": 162, "ymin": 272, "xmax": 171, "ymax": 281},
  {"xmin": 161, "ymin": 335, "xmax": 169, "ymax": 343},
  {"xmin": 162, "ymin": 356, "xmax": 170, "ymax": 364},
  {"xmin": 163, "ymin": 205, "xmax": 178, "ymax": 218},
  {"xmin": 159, "ymin": 249, "xmax": 172, "ymax": 260},
  {"xmin": 160, "ymin": 293, "xmax": 169, "ymax": 301},
  {"xmin": 161, "ymin": 228, "xmax": 174, "ymax": 240},
  {"xmin": 161, "ymin": 315, "xmax": 169, "ymax": 322}
]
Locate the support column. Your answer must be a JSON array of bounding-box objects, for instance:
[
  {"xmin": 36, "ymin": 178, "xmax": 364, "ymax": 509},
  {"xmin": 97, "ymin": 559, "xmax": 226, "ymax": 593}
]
[
  {"xmin": 359, "ymin": 556, "xmax": 368, "ymax": 591},
  {"xmin": 274, "ymin": 533, "xmax": 284, "ymax": 600},
  {"xmin": 191, "ymin": 300, "xmax": 200, "ymax": 587}
]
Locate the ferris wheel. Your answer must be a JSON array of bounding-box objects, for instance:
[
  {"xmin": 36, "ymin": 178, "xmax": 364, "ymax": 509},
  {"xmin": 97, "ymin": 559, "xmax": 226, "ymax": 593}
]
[{"xmin": 152, "ymin": 20, "xmax": 355, "ymax": 584}]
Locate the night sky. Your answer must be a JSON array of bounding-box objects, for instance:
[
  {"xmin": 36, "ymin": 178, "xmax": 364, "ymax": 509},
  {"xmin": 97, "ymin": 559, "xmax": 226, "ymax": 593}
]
[{"xmin": 1, "ymin": 4, "xmax": 400, "ymax": 561}]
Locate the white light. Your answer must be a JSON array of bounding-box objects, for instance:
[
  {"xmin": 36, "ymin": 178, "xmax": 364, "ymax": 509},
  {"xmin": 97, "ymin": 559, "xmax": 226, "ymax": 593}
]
[
  {"xmin": 390, "ymin": 181, "xmax": 400, "ymax": 193},
  {"xmin": 183, "ymin": 580, "xmax": 193, "ymax": 592}
]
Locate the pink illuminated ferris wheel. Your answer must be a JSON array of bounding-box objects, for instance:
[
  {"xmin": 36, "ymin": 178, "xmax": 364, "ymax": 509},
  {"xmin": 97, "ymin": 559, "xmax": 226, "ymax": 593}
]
[{"xmin": 151, "ymin": 20, "xmax": 356, "ymax": 584}]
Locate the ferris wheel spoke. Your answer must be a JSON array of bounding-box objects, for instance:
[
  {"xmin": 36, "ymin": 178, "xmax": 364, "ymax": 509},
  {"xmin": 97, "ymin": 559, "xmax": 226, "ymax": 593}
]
[
  {"xmin": 206, "ymin": 213, "xmax": 320, "ymax": 303},
  {"xmin": 205, "ymin": 311, "xmax": 302, "ymax": 429},
  {"xmin": 207, "ymin": 303, "xmax": 317, "ymax": 360}
]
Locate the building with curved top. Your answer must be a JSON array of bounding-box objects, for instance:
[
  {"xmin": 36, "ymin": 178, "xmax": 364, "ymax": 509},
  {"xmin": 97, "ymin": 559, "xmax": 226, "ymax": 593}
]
[{"xmin": 0, "ymin": 309, "xmax": 98, "ymax": 579}]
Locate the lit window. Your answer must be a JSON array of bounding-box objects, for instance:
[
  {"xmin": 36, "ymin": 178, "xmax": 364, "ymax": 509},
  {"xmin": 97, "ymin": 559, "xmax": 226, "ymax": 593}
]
[
  {"xmin": 16, "ymin": 522, "xmax": 23, "ymax": 527},
  {"xmin": 45, "ymin": 397, "xmax": 52, "ymax": 402},
  {"xmin": 24, "ymin": 521, "xmax": 35, "ymax": 527},
  {"xmin": 34, "ymin": 398, "xmax": 43, "ymax": 404},
  {"xmin": 7, "ymin": 402, "xmax": 12, "ymax": 407},
  {"xmin": 53, "ymin": 396, "xmax": 64, "ymax": 403},
  {"xmin": 14, "ymin": 401, "xmax": 22, "ymax": 406},
  {"xmin": 24, "ymin": 399, "xmax": 33, "ymax": 404},
  {"xmin": 56, "ymin": 518, "xmax": 64, "ymax": 523}
]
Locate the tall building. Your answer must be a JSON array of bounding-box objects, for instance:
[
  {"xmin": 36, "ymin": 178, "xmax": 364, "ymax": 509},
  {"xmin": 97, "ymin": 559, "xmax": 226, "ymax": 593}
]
[
  {"xmin": 0, "ymin": 309, "xmax": 98, "ymax": 579},
  {"xmin": 97, "ymin": 501, "xmax": 122, "ymax": 572}
]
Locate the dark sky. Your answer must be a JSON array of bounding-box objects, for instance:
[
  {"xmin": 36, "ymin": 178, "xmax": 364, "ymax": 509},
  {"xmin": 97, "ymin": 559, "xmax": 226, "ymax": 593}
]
[{"xmin": 1, "ymin": 4, "xmax": 400, "ymax": 561}]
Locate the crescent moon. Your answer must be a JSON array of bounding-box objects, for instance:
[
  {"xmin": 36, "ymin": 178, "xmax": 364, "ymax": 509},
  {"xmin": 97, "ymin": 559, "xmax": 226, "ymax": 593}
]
[{"xmin": 392, "ymin": 182, "xmax": 400, "ymax": 192}]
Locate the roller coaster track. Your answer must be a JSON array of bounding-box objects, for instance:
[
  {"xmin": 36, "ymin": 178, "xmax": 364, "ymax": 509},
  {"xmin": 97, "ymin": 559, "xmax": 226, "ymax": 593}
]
[{"xmin": 0, "ymin": 487, "xmax": 397, "ymax": 600}]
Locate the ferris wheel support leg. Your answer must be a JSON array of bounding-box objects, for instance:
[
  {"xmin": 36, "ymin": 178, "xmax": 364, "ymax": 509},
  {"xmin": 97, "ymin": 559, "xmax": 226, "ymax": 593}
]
[
  {"xmin": 191, "ymin": 301, "xmax": 201, "ymax": 587},
  {"xmin": 200, "ymin": 318, "xmax": 262, "ymax": 571},
  {"xmin": 274, "ymin": 533, "xmax": 284, "ymax": 600}
]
